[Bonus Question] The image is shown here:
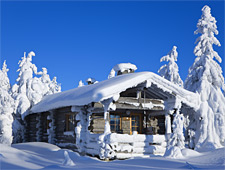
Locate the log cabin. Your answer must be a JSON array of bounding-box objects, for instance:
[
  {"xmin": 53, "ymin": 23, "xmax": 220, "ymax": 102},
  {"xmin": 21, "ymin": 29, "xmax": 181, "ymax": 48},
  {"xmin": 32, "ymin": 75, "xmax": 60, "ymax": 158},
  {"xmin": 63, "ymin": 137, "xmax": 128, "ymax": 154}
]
[{"xmin": 24, "ymin": 64, "xmax": 199, "ymax": 159}]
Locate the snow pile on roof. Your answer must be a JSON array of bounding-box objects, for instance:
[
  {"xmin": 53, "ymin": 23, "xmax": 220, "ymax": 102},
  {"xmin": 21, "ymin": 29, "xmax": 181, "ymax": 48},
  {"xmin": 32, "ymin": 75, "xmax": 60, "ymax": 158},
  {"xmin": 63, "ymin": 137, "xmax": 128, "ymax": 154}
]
[
  {"xmin": 108, "ymin": 63, "xmax": 137, "ymax": 79},
  {"xmin": 30, "ymin": 72, "xmax": 199, "ymax": 114},
  {"xmin": 113, "ymin": 63, "xmax": 137, "ymax": 73}
]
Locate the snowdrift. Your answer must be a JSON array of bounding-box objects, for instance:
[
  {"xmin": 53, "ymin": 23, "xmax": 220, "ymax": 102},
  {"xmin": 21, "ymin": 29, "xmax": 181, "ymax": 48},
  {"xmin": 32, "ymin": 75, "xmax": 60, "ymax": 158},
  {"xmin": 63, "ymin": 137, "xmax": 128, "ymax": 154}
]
[{"xmin": 0, "ymin": 142, "xmax": 224, "ymax": 170}]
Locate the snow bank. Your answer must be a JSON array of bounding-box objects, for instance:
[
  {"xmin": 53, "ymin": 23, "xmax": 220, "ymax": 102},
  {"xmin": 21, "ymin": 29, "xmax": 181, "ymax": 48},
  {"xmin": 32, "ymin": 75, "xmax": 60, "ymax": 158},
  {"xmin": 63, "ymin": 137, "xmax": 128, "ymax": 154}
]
[
  {"xmin": 30, "ymin": 72, "xmax": 198, "ymax": 114},
  {"xmin": 0, "ymin": 142, "xmax": 224, "ymax": 170}
]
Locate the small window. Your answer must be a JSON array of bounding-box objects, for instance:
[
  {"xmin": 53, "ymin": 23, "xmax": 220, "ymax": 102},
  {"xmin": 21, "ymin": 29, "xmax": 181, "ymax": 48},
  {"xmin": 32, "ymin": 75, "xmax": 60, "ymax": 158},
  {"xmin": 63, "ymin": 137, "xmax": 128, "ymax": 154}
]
[
  {"xmin": 43, "ymin": 114, "xmax": 51, "ymax": 133},
  {"xmin": 47, "ymin": 119, "xmax": 51, "ymax": 130},
  {"xmin": 65, "ymin": 114, "xmax": 75, "ymax": 132},
  {"xmin": 110, "ymin": 115, "xmax": 121, "ymax": 133}
]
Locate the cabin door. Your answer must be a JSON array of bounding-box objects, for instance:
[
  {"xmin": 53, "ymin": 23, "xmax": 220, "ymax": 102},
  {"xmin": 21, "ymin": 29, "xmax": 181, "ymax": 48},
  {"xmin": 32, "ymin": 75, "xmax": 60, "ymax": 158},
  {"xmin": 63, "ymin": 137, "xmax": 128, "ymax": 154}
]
[{"xmin": 130, "ymin": 113, "xmax": 142, "ymax": 135}]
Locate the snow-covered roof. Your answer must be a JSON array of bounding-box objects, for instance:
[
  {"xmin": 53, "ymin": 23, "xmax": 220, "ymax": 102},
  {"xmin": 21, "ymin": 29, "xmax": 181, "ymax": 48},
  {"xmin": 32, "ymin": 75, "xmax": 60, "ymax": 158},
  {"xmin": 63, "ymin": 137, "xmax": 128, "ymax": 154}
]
[
  {"xmin": 113, "ymin": 63, "xmax": 137, "ymax": 73},
  {"xmin": 30, "ymin": 72, "xmax": 199, "ymax": 114}
]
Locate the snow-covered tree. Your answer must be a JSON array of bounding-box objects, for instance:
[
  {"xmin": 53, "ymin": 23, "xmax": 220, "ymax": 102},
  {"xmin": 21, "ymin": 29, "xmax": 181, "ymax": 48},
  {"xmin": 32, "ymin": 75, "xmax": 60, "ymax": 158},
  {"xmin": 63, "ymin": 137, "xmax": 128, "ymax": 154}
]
[
  {"xmin": 48, "ymin": 77, "xmax": 61, "ymax": 94},
  {"xmin": 0, "ymin": 61, "xmax": 14, "ymax": 145},
  {"xmin": 78, "ymin": 80, "xmax": 84, "ymax": 87},
  {"xmin": 164, "ymin": 109, "xmax": 185, "ymax": 158},
  {"xmin": 11, "ymin": 51, "xmax": 61, "ymax": 143},
  {"xmin": 12, "ymin": 51, "xmax": 41, "ymax": 118},
  {"xmin": 158, "ymin": 46, "xmax": 183, "ymax": 87},
  {"xmin": 185, "ymin": 5, "xmax": 225, "ymax": 151}
]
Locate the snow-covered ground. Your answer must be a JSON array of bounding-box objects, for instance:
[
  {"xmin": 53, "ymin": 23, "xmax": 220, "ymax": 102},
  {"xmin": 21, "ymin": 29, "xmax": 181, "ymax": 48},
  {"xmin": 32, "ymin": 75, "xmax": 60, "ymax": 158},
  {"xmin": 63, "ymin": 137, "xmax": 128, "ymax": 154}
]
[{"xmin": 0, "ymin": 142, "xmax": 224, "ymax": 170}]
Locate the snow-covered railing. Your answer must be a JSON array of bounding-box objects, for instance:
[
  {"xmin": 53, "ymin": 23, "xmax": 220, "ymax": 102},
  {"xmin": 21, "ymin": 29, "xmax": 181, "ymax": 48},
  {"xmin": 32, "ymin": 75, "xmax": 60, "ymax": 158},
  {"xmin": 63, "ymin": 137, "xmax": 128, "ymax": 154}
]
[
  {"xmin": 85, "ymin": 133, "xmax": 167, "ymax": 159},
  {"xmin": 108, "ymin": 133, "xmax": 166, "ymax": 159},
  {"xmin": 85, "ymin": 133, "xmax": 102, "ymax": 157}
]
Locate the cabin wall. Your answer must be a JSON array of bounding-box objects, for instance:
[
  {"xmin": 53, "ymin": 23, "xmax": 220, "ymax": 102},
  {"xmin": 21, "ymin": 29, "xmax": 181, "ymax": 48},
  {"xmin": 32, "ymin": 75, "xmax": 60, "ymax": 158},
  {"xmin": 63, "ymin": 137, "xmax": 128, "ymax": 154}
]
[
  {"xmin": 25, "ymin": 106, "xmax": 78, "ymax": 151},
  {"xmin": 146, "ymin": 115, "xmax": 165, "ymax": 135},
  {"xmin": 90, "ymin": 110, "xmax": 166, "ymax": 135},
  {"xmin": 24, "ymin": 114, "xmax": 38, "ymax": 142},
  {"xmin": 89, "ymin": 113, "xmax": 105, "ymax": 134},
  {"xmin": 40, "ymin": 112, "xmax": 49, "ymax": 142},
  {"xmin": 54, "ymin": 107, "xmax": 77, "ymax": 150}
]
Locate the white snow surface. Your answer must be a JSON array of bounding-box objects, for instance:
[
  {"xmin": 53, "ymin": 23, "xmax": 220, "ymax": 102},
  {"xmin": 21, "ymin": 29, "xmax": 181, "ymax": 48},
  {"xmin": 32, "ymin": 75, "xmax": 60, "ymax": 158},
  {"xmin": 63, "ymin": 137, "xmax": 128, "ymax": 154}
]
[
  {"xmin": 0, "ymin": 142, "xmax": 224, "ymax": 170},
  {"xmin": 113, "ymin": 63, "xmax": 137, "ymax": 73},
  {"xmin": 30, "ymin": 72, "xmax": 198, "ymax": 114}
]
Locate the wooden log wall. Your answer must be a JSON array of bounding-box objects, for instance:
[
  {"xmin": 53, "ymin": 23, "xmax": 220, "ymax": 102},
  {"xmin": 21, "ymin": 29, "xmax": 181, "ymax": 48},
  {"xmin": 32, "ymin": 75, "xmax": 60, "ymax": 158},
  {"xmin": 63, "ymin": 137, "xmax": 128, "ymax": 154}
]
[
  {"xmin": 54, "ymin": 107, "xmax": 78, "ymax": 150},
  {"xmin": 90, "ymin": 109, "xmax": 166, "ymax": 136},
  {"xmin": 25, "ymin": 106, "xmax": 78, "ymax": 151},
  {"xmin": 25, "ymin": 114, "xmax": 38, "ymax": 142}
]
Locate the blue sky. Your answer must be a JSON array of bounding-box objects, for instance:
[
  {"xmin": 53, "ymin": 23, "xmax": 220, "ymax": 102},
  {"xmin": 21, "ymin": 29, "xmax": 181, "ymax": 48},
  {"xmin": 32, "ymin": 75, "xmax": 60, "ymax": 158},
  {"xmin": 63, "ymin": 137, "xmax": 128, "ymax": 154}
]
[{"xmin": 1, "ymin": 1, "xmax": 224, "ymax": 91}]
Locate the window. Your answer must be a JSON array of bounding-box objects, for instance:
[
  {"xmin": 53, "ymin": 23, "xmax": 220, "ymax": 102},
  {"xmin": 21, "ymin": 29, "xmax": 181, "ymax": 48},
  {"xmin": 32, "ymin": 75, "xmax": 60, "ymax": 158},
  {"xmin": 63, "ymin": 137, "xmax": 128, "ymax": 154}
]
[
  {"xmin": 65, "ymin": 114, "xmax": 75, "ymax": 131},
  {"xmin": 109, "ymin": 113, "xmax": 142, "ymax": 135},
  {"xmin": 110, "ymin": 115, "xmax": 122, "ymax": 133},
  {"xmin": 47, "ymin": 119, "xmax": 51, "ymax": 130},
  {"xmin": 43, "ymin": 114, "xmax": 51, "ymax": 133},
  {"xmin": 130, "ymin": 114, "xmax": 142, "ymax": 134}
]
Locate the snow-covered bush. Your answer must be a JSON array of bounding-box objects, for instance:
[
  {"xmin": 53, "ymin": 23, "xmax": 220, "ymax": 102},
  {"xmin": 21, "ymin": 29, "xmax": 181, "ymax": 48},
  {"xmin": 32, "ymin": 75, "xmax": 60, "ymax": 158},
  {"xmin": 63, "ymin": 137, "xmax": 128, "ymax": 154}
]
[
  {"xmin": 0, "ymin": 61, "xmax": 14, "ymax": 145},
  {"xmin": 185, "ymin": 5, "xmax": 225, "ymax": 151},
  {"xmin": 158, "ymin": 46, "xmax": 183, "ymax": 87}
]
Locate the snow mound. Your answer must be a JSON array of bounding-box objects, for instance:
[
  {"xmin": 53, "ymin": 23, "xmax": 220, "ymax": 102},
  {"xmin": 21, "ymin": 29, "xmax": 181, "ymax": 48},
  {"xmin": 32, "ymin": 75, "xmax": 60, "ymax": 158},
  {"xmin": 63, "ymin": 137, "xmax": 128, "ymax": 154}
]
[
  {"xmin": 0, "ymin": 142, "xmax": 82, "ymax": 170},
  {"xmin": 187, "ymin": 147, "xmax": 225, "ymax": 166},
  {"xmin": 164, "ymin": 146, "xmax": 184, "ymax": 159},
  {"xmin": 12, "ymin": 142, "xmax": 61, "ymax": 152},
  {"xmin": 181, "ymin": 148, "xmax": 202, "ymax": 158},
  {"xmin": 62, "ymin": 151, "xmax": 76, "ymax": 166}
]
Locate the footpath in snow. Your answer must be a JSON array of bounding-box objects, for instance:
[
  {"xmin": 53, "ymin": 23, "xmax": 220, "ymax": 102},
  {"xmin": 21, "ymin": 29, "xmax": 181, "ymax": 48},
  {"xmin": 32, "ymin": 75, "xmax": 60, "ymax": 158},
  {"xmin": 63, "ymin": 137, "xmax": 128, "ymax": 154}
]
[{"xmin": 0, "ymin": 142, "xmax": 224, "ymax": 170}]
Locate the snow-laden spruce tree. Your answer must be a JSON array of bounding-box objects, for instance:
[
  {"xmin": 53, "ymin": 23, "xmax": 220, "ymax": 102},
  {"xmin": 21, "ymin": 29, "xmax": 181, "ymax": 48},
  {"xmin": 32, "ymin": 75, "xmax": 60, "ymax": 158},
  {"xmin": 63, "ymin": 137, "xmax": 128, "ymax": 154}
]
[
  {"xmin": 12, "ymin": 51, "xmax": 61, "ymax": 143},
  {"xmin": 11, "ymin": 52, "xmax": 40, "ymax": 143},
  {"xmin": 12, "ymin": 51, "xmax": 41, "ymax": 118},
  {"xmin": 164, "ymin": 109, "xmax": 185, "ymax": 158},
  {"xmin": 48, "ymin": 77, "xmax": 61, "ymax": 94},
  {"xmin": 158, "ymin": 46, "xmax": 183, "ymax": 87},
  {"xmin": 0, "ymin": 61, "xmax": 14, "ymax": 145},
  {"xmin": 185, "ymin": 5, "xmax": 225, "ymax": 151}
]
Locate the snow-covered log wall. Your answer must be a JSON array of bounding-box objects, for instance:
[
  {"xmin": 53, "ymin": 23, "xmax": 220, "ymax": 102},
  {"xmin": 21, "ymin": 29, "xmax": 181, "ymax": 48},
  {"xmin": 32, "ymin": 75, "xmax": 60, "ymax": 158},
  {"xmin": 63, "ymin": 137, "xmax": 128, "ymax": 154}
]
[{"xmin": 85, "ymin": 133, "xmax": 166, "ymax": 159}]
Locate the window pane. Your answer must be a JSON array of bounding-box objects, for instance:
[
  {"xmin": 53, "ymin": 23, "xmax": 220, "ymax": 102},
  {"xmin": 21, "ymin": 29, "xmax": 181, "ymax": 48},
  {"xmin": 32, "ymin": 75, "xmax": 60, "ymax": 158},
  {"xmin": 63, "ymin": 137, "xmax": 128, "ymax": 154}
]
[
  {"xmin": 110, "ymin": 114, "xmax": 121, "ymax": 133},
  {"xmin": 131, "ymin": 115, "xmax": 141, "ymax": 134},
  {"xmin": 65, "ymin": 114, "xmax": 75, "ymax": 131}
]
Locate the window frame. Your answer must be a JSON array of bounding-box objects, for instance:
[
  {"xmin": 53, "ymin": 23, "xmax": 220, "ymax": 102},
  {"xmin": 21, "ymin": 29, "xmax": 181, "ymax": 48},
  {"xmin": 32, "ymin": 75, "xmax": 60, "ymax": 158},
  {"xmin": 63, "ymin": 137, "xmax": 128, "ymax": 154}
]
[
  {"xmin": 130, "ymin": 113, "xmax": 142, "ymax": 135},
  {"xmin": 65, "ymin": 113, "xmax": 75, "ymax": 132},
  {"xmin": 110, "ymin": 114, "xmax": 122, "ymax": 133}
]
